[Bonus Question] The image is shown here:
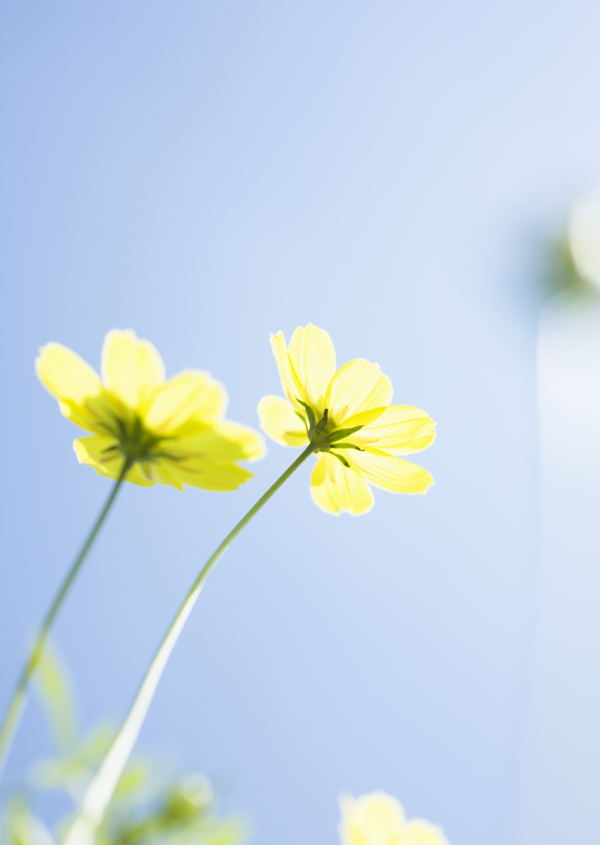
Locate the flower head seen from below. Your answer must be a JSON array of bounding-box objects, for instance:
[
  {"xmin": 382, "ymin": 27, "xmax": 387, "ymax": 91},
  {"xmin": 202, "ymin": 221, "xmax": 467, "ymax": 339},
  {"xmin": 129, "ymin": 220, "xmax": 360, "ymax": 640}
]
[
  {"xmin": 339, "ymin": 791, "xmax": 449, "ymax": 845},
  {"xmin": 37, "ymin": 329, "xmax": 265, "ymax": 490},
  {"xmin": 258, "ymin": 324, "xmax": 435, "ymax": 515}
]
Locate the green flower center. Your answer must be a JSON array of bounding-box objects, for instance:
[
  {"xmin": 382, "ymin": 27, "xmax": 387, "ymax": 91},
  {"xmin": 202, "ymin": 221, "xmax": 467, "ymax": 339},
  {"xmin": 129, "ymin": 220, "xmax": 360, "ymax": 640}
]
[
  {"xmin": 295, "ymin": 400, "xmax": 366, "ymax": 467},
  {"xmin": 102, "ymin": 412, "xmax": 167, "ymax": 464}
]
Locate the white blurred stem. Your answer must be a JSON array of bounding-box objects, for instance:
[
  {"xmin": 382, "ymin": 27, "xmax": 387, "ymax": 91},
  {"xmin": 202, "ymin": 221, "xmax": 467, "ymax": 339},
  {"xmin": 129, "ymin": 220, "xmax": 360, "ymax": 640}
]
[{"xmin": 510, "ymin": 291, "xmax": 600, "ymax": 844}]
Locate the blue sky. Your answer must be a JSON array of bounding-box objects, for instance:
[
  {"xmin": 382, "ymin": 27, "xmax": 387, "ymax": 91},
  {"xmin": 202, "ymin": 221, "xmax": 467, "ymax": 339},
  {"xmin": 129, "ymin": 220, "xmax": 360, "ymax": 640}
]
[{"xmin": 2, "ymin": 2, "xmax": 600, "ymax": 843}]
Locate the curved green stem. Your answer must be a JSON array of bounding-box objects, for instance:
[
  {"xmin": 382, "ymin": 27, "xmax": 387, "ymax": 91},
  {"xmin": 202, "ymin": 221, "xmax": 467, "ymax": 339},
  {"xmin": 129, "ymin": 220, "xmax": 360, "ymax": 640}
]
[
  {"xmin": 64, "ymin": 443, "xmax": 317, "ymax": 845},
  {"xmin": 0, "ymin": 460, "xmax": 131, "ymax": 783}
]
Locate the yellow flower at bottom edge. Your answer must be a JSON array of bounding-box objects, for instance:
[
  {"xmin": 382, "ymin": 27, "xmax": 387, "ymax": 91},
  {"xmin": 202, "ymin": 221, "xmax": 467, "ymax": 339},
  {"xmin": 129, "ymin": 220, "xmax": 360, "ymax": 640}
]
[
  {"xmin": 339, "ymin": 791, "xmax": 449, "ymax": 845},
  {"xmin": 36, "ymin": 329, "xmax": 265, "ymax": 491},
  {"xmin": 258, "ymin": 324, "xmax": 435, "ymax": 515}
]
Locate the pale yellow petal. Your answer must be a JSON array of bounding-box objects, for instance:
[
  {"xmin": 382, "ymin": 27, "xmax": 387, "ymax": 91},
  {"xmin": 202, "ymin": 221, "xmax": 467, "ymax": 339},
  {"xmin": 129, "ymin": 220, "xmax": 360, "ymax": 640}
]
[
  {"xmin": 325, "ymin": 359, "xmax": 393, "ymax": 425},
  {"xmin": 310, "ymin": 454, "xmax": 374, "ymax": 515},
  {"xmin": 126, "ymin": 462, "xmax": 160, "ymax": 487},
  {"xmin": 165, "ymin": 422, "xmax": 265, "ymax": 463},
  {"xmin": 211, "ymin": 420, "xmax": 266, "ymax": 461},
  {"xmin": 269, "ymin": 331, "xmax": 305, "ymax": 410},
  {"xmin": 348, "ymin": 448, "xmax": 434, "ymax": 493},
  {"xmin": 288, "ymin": 324, "xmax": 336, "ymax": 409},
  {"xmin": 148, "ymin": 461, "xmax": 184, "ymax": 491},
  {"xmin": 400, "ymin": 821, "xmax": 449, "ymax": 845},
  {"xmin": 101, "ymin": 329, "xmax": 165, "ymax": 410},
  {"xmin": 36, "ymin": 343, "xmax": 115, "ymax": 433},
  {"xmin": 339, "ymin": 407, "xmax": 388, "ymax": 431},
  {"xmin": 257, "ymin": 395, "xmax": 309, "ymax": 448},
  {"xmin": 56, "ymin": 393, "xmax": 124, "ymax": 435},
  {"xmin": 145, "ymin": 371, "xmax": 227, "ymax": 433},
  {"xmin": 164, "ymin": 459, "xmax": 254, "ymax": 491},
  {"xmin": 73, "ymin": 436, "xmax": 120, "ymax": 478},
  {"xmin": 339, "ymin": 791, "xmax": 406, "ymax": 845},
  {"xmin": 36, "ymin": 343, "xmax": 102, "ymax": 404},
  {"xmin": 74, "ymin": 436, "xmax": 157, "ymax": 486},
  {"xmin": 349, "ymin": 406, "xmax": 436, "ymax": 455}
]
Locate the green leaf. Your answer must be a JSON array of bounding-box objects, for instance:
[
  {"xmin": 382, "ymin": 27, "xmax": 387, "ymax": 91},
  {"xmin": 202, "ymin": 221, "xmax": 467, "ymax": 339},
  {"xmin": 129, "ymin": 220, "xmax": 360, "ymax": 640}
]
[
  {"xmin": 34, "ymin": 643, "xmax": 78, "ymax": 755},
  {"xmin": 327, "ymin": 425, "xmax": 363, "ymax": 443},
  {"xmin": 296, "ymin": 399, "xmax": 316, "ymax": 430},
  {"xmin": 329, "ymin": 451, "xmax": 350, "ymax": 468},
  {"xmin": 5, "ymin": 798, "xmax": 56, "ymax": 845}
]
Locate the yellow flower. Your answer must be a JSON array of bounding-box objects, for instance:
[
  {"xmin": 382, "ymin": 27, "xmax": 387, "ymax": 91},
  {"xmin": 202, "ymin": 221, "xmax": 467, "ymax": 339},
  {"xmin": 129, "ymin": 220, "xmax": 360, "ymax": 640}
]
[
  {"xmin": 37, "ymin": 329, "xmax": 265, "ymax": 490},
  {"xmin": 258, "ymin": 324, "xmax": 435, "ymax": 514},
  {"xmin": 339, "ymin": 791, "xmax": 449, "ymax": 845}
]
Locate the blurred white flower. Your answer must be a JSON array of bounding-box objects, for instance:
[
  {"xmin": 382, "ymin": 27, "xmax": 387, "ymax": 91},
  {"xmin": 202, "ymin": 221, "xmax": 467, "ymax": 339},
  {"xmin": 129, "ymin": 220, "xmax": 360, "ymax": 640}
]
[{"xmin": 569, "ymin": 190, "xmax": 600, "ymax": 287}]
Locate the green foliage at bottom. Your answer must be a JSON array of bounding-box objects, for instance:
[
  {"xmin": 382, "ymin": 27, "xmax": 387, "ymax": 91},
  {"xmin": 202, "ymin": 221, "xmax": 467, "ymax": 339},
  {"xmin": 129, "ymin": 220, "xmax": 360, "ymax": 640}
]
[{"xmin": 1, "ymin": 646, "xmax": 246, "ymax": 845}]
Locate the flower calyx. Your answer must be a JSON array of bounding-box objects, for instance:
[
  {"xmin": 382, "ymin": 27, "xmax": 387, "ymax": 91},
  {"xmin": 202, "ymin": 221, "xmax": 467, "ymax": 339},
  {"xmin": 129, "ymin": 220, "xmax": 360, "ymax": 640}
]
[
  {"xmin": 101, "ymin": 412, "xmax": 167, "ymax": 465},
  {"xmin": 296, "ymin": 400, "xmax": 366, "ymax": 467}
]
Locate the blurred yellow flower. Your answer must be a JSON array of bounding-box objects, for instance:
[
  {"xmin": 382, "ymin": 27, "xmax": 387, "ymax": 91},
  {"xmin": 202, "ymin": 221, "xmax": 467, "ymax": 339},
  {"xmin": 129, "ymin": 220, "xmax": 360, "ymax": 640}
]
[
  {"xmin": 258, "ymin": 324, "xmax": 435, "ymax": 514},
  {"xmin": 339, "ymin": 791, "xmax": 449, "ymax": 845},
  {"xmin": 37, "ymin": 329, "xmax": 264, "ymax": 490}
]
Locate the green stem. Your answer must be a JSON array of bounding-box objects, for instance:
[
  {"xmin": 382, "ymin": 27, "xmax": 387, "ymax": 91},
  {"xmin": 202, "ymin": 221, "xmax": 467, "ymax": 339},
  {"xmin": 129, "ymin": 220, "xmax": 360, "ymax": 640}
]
[
  {"xmin": 64, "ymin": 443, "xmax": 318, "ymax": 845},
  {"xmin": 0, "ymin": 460, "xmax": 131, "ymax": 783}
]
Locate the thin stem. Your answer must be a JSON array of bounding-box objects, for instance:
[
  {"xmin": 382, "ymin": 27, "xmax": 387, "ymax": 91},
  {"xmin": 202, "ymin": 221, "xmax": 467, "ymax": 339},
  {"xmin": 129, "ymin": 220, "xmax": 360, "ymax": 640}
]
[
  {"xmin": 64, "ymin": 443, "xmax": 318, "ymax": 845},
  {"xmin": 0, "ymin": 460, "xmax": 131, "ymax": 783}
]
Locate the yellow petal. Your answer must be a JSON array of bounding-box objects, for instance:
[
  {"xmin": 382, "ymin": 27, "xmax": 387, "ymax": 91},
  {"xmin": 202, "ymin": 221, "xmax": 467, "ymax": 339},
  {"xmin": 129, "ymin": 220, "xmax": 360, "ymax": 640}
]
[
  {"xmin": 288, "ymin": 324, "xmax": 336, "ymax": 409},
  {"xmin": 145, "ymin": 371, "xmax": 227, "ymax": 433},
  {"xmin": 72, "ymin": 436, "xmax": 123, "ymax": 481},
  {"xmin": 36, "ymin": 341, "xmax": 139, "ymax": 435},
  {"xmin": 73, "ymin": 435, "xmax": 120, "ymax": 478},
  {"xmin": 310, "ymin": 454, "xmax": 374, "ymax": 515},
  {"xmin": 126, "ymin": 462, "xmax": 160, "ymax": 487},
  {"xmin": 400, "ymin": 821, "xmax": 449, "ymax": 845},
  {"xmin": 269, "ymin": 331, "xmax": 305, "ymax": 410},
  {"xmin": 257, "ymin": 395, "xmax": 309, "ymax": 447},
  {"xmin": 339, "ymin": 791, "xmax": 406, "ymax": 845},
  {"xmin": 166, "ymin": 422, "xmax": 265, "ymax": 463},
  {"xmin": 164, "ymin": 459, "xmax": 254, "ymax": 491},
  {"xmin": 325, "ymin": 359, "xmax": 393, "ymax": 425},
  {"xmin": 348, "ymin": 448, "xmax": 434, "ymax": 493},
  {"xmin": 350, "ymin": 405, "xmax": 436, "ymax": 455},
  {"xmin": 54, "ymin": 395, "xmax": 119, "ymax": 435},
  {"xmin": 341, "ymin": 407, "xmax": 388, "ymax": 430},
  {"xmin": 36, "ymin": 343, "xmax": 102, "ymax": 403},
  {"xmin": 147, "ymin": 461, "xmax": 184, "ymax": 491},
  {"xmin": 101, "ymin": 329, "xmax": 165, "ymax": 410},
  {"xmin": 212, "ymin": 420, "xmax": 266, "ymax": 461},
  {"xmin": 74, "ymin": 436, "xmax": 156, "ymax": 486}
]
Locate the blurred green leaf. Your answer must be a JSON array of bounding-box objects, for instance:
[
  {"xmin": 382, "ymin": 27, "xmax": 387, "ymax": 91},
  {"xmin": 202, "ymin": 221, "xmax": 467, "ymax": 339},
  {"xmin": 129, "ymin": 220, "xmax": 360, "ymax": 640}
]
[
  {"xmin": 3, "ymin": 648, "xmax": 247, "ymax": 845},
  {"xmin": 31, "ymin": 724, "xmax": 115, "ymax": 800},
  {"xmin": 34, "ymin": 645, "xmax": 78, "ymax": 756},
  {"xmin": 112, "ymin": 762, "xmax": 149, "ymax": 802},
  {"xmin": 3, "ymin": 799, "xmax": 55, "ymax": 845}
]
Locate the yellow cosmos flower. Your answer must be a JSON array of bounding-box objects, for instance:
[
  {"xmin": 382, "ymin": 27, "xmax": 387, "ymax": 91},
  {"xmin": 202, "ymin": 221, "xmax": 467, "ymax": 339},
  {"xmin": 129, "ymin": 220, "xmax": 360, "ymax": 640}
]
[
  {"xmin": 258, "ymin": 324, "xmax": 435, "ymax": 514},
  {"xmin": 36, "ymin": 329, "xmax": 264, "ymax": 491},
  {"xmin": 339, "ymin": 791, "xmax": 449, "ymax": 845}
]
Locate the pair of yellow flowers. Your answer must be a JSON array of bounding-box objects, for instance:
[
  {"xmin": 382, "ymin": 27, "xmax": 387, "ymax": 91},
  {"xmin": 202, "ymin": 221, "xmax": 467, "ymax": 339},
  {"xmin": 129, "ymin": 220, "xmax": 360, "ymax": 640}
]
[
  {"xmin": 35, "ymin": 326, "xmax": 447, "ymax": 843},
  {"xmin": 37, "ymin": 324, "xmax": 435, "ymax": 514}
]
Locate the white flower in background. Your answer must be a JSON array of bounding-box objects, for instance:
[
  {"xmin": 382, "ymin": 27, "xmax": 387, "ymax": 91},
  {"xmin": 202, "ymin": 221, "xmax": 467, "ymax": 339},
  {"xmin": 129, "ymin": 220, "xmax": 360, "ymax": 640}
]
[{"xmin": 569, "ymin": 190, "xmax": 600, "ymax": 288}]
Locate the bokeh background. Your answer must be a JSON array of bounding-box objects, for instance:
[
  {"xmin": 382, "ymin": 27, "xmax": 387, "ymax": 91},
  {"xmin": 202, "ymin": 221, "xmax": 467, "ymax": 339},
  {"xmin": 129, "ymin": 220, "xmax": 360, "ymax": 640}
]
[{"xmin": 2, "ymin": 2, "xmax": 600, "ymax": 844}]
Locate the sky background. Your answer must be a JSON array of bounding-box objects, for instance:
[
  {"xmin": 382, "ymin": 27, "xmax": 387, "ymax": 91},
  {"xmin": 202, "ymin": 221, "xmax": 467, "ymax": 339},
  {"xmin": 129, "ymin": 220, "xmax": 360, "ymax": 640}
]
[{"xmin": 2, "ymin": 2, "xmax": 600, "ymax": 844}]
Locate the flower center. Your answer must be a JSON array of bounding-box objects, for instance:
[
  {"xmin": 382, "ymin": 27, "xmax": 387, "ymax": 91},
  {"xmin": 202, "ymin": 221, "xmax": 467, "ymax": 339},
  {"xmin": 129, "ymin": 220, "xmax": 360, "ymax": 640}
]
[
  {"xmin": 296, "ymin": 400, "xmax": 366, "ymax": 467},
  {"xmin": 106, "ymin": 412, "xmax": 167, "ymax": 463}
]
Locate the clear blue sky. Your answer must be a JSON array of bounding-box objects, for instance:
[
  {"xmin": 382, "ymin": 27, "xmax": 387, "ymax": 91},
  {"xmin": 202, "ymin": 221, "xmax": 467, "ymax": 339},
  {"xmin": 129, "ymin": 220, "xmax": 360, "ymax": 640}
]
[{"xmin": 2, "ymin": 2, "xmax": 600, "ymax": 844}]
